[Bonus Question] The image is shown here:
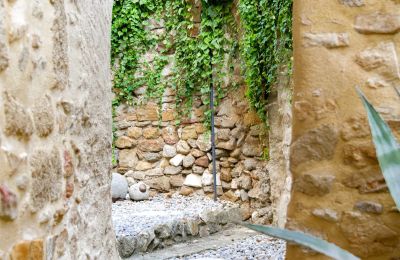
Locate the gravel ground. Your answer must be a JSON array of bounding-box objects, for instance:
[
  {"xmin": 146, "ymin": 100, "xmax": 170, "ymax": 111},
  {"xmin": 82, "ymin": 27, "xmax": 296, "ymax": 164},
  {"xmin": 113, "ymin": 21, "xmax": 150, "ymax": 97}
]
[
  {"xmin": 112, "ymin": 194, "xmax": 237, "ymax": 237},
  {"xmin": 169, "ymin": 235, "xmax": 286, "ymax": 260}
]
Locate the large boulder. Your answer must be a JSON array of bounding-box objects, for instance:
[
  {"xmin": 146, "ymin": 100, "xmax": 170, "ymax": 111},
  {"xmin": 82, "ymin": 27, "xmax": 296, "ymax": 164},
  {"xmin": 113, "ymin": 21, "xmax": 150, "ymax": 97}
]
[
  {"xmin": 129, "ymin": 182, "xmax": 150, "ymax": 201},
  {"xmin": 111, "ymin": 173, "xmax": 128, "ymax": 201}
]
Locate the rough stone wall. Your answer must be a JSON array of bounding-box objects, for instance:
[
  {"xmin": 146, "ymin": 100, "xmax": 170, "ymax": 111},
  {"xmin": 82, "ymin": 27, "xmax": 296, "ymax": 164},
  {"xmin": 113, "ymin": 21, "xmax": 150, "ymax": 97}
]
[
  {"xmin": 0, "ymin": 0, "xmax": 118, "ymax": 259},
  {"xmin": 113, "ymin": 3, "xmax": 275, "ymax": 223},
  {"xmin": 287, "ymin": 0, "xmax": 400, "ymax": 259}
]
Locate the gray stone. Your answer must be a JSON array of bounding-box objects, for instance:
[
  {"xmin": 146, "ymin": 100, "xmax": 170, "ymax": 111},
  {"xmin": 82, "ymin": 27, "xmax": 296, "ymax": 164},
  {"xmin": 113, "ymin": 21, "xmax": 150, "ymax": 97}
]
[
  {"xmin": 238, "ymin": 175, "xmax": 252, "ymax": 190},
  {"xmin": 244, "ymin": 158, "xmax": 258, "ymax": 171},
  {"xmin": 164, "ymin": 166, "xmax": 182, "ymax": 175},
  {"xmin": 340, "ymin": 0, "xmax": 364, "ymax": 7},
  {"xmin": 196, "ymin": 134, "xmax": 211, "ymax": 152},
  {"xmin": 129, "ymin": 182, "xmax": 150, "ymax": 201},
  {"xmin": 216, "ymin": 129, "xmax": 230, "ymax": 141},
  {"xmin": 143, "ymin": 152, "xmax": 162, "ymax": 162},
  {"xmin": 183, "ymin": 154, "xmax": 195, "ymax": 168},
  {"xmin": 242, "ymin": 136, "xmax": 263, "ymax": 157},
  {"xmin": 354, "ymin": 201, "xmax": 383, "ymax": 214},
  {"xmin": 145, "ymin": 176, "xmax": 171, "ymax": 191},
  {"xmin": 111, "ymin": 173, "xmax": 128, "ymax": 200},
  {"xmin": 163, "ymin": 145, "xmax": 177, "ymax": 158},
  {"xmin": 216, "ymin": 138, "xmax": 236, "ymax": 151},
  {"xmin": 117, "ymin": 236, "xmax": 136, "ymax": 258}
]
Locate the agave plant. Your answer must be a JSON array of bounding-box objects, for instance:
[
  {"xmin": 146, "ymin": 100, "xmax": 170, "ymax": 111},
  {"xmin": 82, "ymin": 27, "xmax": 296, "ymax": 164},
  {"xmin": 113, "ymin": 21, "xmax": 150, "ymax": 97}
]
[{"xmin": 240, "ymin": 87, "xmax": 400, "ymax": 260}]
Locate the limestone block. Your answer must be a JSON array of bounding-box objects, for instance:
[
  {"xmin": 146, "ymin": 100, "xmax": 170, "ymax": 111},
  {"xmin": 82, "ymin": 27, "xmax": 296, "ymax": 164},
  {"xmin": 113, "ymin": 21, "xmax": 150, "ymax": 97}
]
[
  {"xmin": 216, "ymin": 137, "xmax": 236, "ymax": 151},
  {"xmin": 242, "ymin": 136, "xmax": 263, "ymax": 157},
  {"xmin": 162, "ymin": 126, "xmax": 179, "ymax": 144},
  {"xmin": 184, "ymin": 174, "xmax": 202, "ymax": 188},
  {"xmin": 195, "ymin": 155, "xmax": 209, "ymax": 168},
  {"xmin": 183, "ymin": 154, "xmax": 195, "ymax": 168},
  {"xmin": 295, "ymin": 172, "xmax": 335, "ymax": 196},
  {"xmin": 119, "ymin": 149, "xmax": 138, "ymax": 168},
  {"xmin": 181, "ymin": 125, "xmax": 198, "ymax": 140},
  {"xmin": 127, "ymin": 127, "xmax": 142, "ymax": 139},
  {"xmin": 138, "ymin": 138, "xmax": 164, "ymax": 152},
  {"xmin": 176, "ymin": 140, "xmax": 191, "ymax": 155},
  {"xmin": 170, "ymin": 154, "xmax": 185, "ymax": 167},
  {"xmin": 115, "ymin": 136, "xmax": 135, "ymax": 149},
  {"xmin": 143, "ymin": 127, "xmax": 160, "ymax": 139},
  {"xmin": 111, "ymin": 173, "xmax": 128, "ymax": 200},
  {"xmin": 169, "ymin": 175, "xmax": 184, "ymax": 187},
  {"xmin": 355, "ymin": 12, "xmax": 400, "ymax": 34},
  {"xmin": 312, "ymin": 208, "xmax": 340, "ymax": 223},
  {"xmin": 196, "ymin": 134, "xmax": 211, "ymax": 152},
  {"xmin": 303, "ymin": 32, "xmax": 349, "ymax": 49},
  {"xmin": 164, "ymin": 166, "xmax": 182, "ymax": 175},
  {"xmin": 340, "ymin": 0, "xmax": 364, "ymax": 6},
  {"xmin": 145, "ymin": 176, "xmax": 170, "ymax": 191}
]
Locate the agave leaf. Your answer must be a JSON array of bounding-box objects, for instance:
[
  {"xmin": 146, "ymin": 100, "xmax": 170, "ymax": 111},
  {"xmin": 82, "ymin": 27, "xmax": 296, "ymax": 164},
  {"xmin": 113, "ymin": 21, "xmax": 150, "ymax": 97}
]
[
  {"xmin": 243, "ymin": 223, "xmax": 359, "ymax": 260},
  {"xmin": 356, "ymin": 87, "xmax": 400, "ymax": 210}
]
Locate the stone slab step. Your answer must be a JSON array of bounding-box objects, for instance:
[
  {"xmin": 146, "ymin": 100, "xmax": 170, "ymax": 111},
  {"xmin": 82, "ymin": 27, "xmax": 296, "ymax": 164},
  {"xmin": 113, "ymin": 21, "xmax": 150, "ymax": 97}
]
[{"xmin": 112, "ymin": 194, "xmax": 240, "ymax": 258}]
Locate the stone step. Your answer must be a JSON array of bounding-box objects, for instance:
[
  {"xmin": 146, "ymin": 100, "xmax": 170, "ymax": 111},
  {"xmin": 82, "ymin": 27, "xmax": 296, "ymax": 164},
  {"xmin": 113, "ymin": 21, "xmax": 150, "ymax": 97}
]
[
  {"xmin": 132, "ymin": 226, "xmax": 286, "ymax": 260},
  {"xmin": 112, "ymin": 194, "xmax": 241, "ymax": 258}
]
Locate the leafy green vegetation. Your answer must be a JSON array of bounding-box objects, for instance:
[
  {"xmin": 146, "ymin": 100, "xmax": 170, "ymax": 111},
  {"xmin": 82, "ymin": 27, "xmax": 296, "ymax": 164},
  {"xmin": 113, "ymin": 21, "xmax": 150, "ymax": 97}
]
[{"xmin": 111, "ymin": 0, "xmax": 293, "ymax": 126}]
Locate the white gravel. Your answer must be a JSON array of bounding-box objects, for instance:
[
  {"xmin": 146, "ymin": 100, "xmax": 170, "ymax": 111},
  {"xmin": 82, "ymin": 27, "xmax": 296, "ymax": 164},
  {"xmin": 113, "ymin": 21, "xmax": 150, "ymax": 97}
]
[
  {"xmin": 169, "ymin": 235, "xmax": 286, "ymax": 260},
  {"xmin": 112, "ymin": 194, "xmax": 237, "ymax": 238}
]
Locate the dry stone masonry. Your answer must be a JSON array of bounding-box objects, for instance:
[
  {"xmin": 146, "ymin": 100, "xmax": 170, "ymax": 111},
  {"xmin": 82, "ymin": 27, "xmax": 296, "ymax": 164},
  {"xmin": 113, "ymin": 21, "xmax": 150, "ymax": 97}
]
[
  {"xmin": 0, "ymin": 0, "xmax": 118, "ymax": 259},
  {"xmin": 288, "ymin": 1, "xmax": 400, "ymax": 259}
]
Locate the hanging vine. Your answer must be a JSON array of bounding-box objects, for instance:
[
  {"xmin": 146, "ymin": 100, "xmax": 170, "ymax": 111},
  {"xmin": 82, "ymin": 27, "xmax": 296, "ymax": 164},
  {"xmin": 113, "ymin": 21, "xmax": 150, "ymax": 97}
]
[{"xmin": 111, "ymin": 0, "xmax": 292, "ymax": 126}]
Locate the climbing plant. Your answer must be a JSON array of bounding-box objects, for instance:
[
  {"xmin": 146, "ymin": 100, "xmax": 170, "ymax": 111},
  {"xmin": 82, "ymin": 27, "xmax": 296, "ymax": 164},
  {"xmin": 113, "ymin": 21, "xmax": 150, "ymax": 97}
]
[
  {"xmin": 111, "ymin": 0, "xmax": 292, "ymax": 125},
  {"xmin": 238, "ymin": 0, "xmax": 292, "ymax": 123}
]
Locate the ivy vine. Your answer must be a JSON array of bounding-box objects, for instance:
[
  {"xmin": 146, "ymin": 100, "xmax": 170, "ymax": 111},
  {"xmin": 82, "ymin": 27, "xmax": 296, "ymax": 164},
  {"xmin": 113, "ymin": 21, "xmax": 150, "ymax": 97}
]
[{"xmin": 111, "ymin": 0, "xmax": 292, "ymax": 126}]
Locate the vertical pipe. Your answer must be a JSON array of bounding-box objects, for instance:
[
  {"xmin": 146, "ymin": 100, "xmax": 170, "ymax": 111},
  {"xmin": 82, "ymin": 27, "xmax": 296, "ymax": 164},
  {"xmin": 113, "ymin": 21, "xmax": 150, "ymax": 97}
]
[{"xmin": 210, "ymin": 49, "xmax": 218, "ymax": 201}]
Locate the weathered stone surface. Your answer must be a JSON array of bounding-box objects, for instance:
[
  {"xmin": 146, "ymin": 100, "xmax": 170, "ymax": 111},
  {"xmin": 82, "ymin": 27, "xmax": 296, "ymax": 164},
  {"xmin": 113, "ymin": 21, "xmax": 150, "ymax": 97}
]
[
  {"xmin": 138, "ymin": 138, "xmax": 164, "ymax": 152},
  {"xmin": 341, "ymin": 117, "xmax": 370, "ymax": 141},
  {"xmin": 181, "ymin": 126, "xmax": 198, "ymax": 140},
  {"xmin": 303, "ymin": 33, "xmax": 349, "ymax": 48},
  {"xmin": 238, "ymin": 175, "xmax": 252, "ymax": 190},
  {"xmin": 119, "ymin": 149, "xmax": 138, "ymax": 168},
  {"xmin": 193, "ymin": 165, "xmax": 205, "ymax": 174},
  {"xmin": 354, "ymin": 201, "xmax": 383, "ymax": 214},
  {"xmin": 343, "ymin": 141, "xmax": 376, "ymax": 168},
  {"xmin": 111, "ymin": 173, "xmax": 128, "ymax": 200},
  {"xmin": 295, "ymin": 172, "xmax": 335, "ymax": 196},
  {"xmin": 183, "ymin": 154, "xmax": 195, "ymax": 168},
  {"xmin": 366, "ymin": 77, "xmax": 390, "ymax": 89},
  {"xmin": 32, "ymin": 96, "xmax": 54, "ymax": 137},
  {"xmin": 244, "ymin": 158, "xmax": 259, "ymax": 171},
  {"xmin": 135, "ymin": 161, "xmax": 153, "ymax": 171},
  {"xmin": 136, "ymin": 103, "xmax": 159, "ymax": 121},
  {"xmin": 340, "ymin": 0, "xmax": 364, "ymax": 6},
  {"xmin": 355, "ymin": 13, "xmax": 400, "ymax": 34},
  {"xmin": 291, "ymin": 125, "xmax": 338, "ymax": 167},
  {"xmin": 10, "ymin": 240, "xmax": 44, "ymax": 260},
  {"xmin": 164, "ymin": 166, "xmax": 182, "ymax": 175},
  {"xmin": 163, "ymin": 145, "xmax": 177, "ymax": 158},
  {"xmin": 216, "ymin": 129, "xmax": 230, "ymax": 141},
  {"xmin": 355, "ymin": 42, "xmax": 400, "ymax": 80},
  {"xmin": 184, "ymin": 174, "xmax": 202, "ymax": 188},
  {"xmin": 216, "ymin": 138, "xmax": 236, "ymax": 151},
  {"xmin": 30, "ymin": 148, "xmax": 62, "ymax": 212},
  {"xmin": 117, "ymin": 236, "xmax": 136, "ymax": 258},
  {"xmin": 340, "ymin": 211, "xmax": 398, "ymax": 257},
  {"xmin": 129, "ymin": 182, "xmax": 150, "ymax": 201},
  {"xmin": 312, "ymin": 208, "xmax": 340, "ymax": 222},
  {"xmin": 116, "ymin": 136, "xmax": 135, "ymax": 148},
  {"xmin": 176, "ymin": 140, "xmax": 191, "ymax": 155},
  {"xmin": 195, "ymin": 155, "xmax": 209, "ymax": 168},
  {"xmin": 196, "ymin": 134, "xmax": 211, "ymax": 152},
  {"xmin": 127, "ymin": 127, "xmax": 142, "ymax": 139},
  {"xmin": 3, "ymin": 92, "xmax": 34, "ymax": 140},
  {"xmin": 242, "ymin": 136, "xmax": 263, "ymax": 157},
  {"xmin": 145, "ymin": 176, "xmax": 171, "ymax": 191},
  {"xmin": 162, "ymin": 126, "xmax": 179, "ymax": 144},
  {"xmin": 179, "ymin": 186, "xmax": 194, "ymax": 196},
  {"xmin": 0, "ymin": 185, "xmax": 18, "ymax": 221},
  {"xmin": 220, "ymin": 167, "xmax": 232, "ymax": 182},
  {"xmin": 143, "ymin": 127, "xmax": 160, "ymax": 139},
  {"xmin": 143, "ymin": 152, "xmax": 162, "ymax": 162},
  {"xmin": 201, "ymin": 170, "xmax": 221, "ymax": 186},
  {"xmin": 170, "ymin": 175, "xmax": 184, "ymax": 187},
  {"xmin": 221, "ymin": 190, "xmax": 239, "ymax": 202},
  {"xmin": 170, "ymin": 154, "xmax": 185, "ymax": 167}
]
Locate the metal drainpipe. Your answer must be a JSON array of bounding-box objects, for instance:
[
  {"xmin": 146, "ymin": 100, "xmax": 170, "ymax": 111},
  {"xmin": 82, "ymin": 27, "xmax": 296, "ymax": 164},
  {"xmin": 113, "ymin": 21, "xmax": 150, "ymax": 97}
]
[{"xmin": 209, "ymin": 49, "xmax": 218, "ymax": 201}]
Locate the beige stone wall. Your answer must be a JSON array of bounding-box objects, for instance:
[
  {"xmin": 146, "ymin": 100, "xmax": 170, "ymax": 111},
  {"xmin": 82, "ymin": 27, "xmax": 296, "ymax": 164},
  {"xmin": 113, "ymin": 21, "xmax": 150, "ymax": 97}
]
[
  {"xmin": 287, "ymin": 0, "xmax": 400, "ymax": 259},
  {"xmin": 0, "ymin": 0, "xmax": 118, "ymax": 259}
]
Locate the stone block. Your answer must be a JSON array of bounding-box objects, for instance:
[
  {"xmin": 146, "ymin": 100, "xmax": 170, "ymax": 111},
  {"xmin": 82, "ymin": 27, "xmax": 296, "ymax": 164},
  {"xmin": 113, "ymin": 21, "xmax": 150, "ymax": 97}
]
[
  {"xmin": 184, "ymin": 174, "xmax": 202, "ymax": 188},
  {"xmin": 355, "ymin": 12, "xmax": 400, "ymax": 34},
  {"xmin": 295, "ymin": 172, "xmax": 335, "ymax": 196}
]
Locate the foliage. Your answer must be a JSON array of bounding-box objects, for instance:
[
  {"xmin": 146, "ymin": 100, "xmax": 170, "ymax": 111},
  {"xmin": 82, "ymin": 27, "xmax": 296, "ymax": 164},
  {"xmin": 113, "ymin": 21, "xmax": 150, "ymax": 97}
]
[
  {"xmin": 357, "ymin": 87, "xmax": 400, "ymax": 210},
  {"xmin": 111, "ymin": 0, "xmax": 293, "ymax": 125},
  {"xmin": 242, "ymin": 222, "xmax": 359, "ymax": 260},
  {"xmin": 238, "ymin": 0, "xmax": 292, "ymax": 123}
]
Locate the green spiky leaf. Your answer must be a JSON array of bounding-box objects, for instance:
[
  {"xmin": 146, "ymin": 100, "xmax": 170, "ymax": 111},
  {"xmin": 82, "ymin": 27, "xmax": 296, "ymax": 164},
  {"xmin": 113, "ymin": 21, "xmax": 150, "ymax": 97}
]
[
  {"xmin": 242, "ymin": 223, "xmax": 359, "ymax": 260},
  {"xmin": 356, "ymin": 87, "xmax": 400, "ymax": 210}
]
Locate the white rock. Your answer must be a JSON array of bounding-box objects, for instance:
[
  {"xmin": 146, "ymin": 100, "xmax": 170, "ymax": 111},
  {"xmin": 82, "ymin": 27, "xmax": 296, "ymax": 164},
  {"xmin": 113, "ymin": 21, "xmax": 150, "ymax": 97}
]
[
  {"xmin": 202, "ymin": 170, "xmax": 221, "ymax": 186},
  {"xmin": 184, "ymin": 174, "xmax": 202, "ymax": 188},
  {"xmin": 163, "ymin": 145, "xmax": 177, "ymax": 158},
  {"xmin": 111, "ymin": 172, "xmax": 128, "ymax": 200},
  {"xmin": 126, "ymin": 177, "xmax": 136, "ymax": 187},
  {"xmin": 170, "ymin": 154, "xmax": 185, "ymax": 166},
  {"xmin": 129, "ymin": 182, "xmax": 150, "ymax": 201}
]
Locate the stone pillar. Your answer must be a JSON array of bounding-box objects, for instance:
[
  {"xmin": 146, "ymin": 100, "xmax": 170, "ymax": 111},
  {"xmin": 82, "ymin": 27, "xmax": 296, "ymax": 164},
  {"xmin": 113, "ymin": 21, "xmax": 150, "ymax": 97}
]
[
  {"xmin": 0, "ymin": 0, "xmax": 118, "ymax": 259},
  {"xmin": 287, "ymin": 0, "xmax": 400, "ymax": 259}
]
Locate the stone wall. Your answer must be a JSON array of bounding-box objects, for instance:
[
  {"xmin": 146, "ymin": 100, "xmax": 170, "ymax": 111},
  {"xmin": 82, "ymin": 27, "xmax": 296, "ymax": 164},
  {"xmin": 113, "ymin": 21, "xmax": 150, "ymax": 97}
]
[
  {"xmin": 112, "ymin": 2, "xmax": 276, "ymax": 223},
  {"xmin": 0, "ymin": 0, "xmax": 118, "ymax": 259},
  {"xmin": 287, "ymin": 0, "xmax": 400, "ymax": 259}
]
